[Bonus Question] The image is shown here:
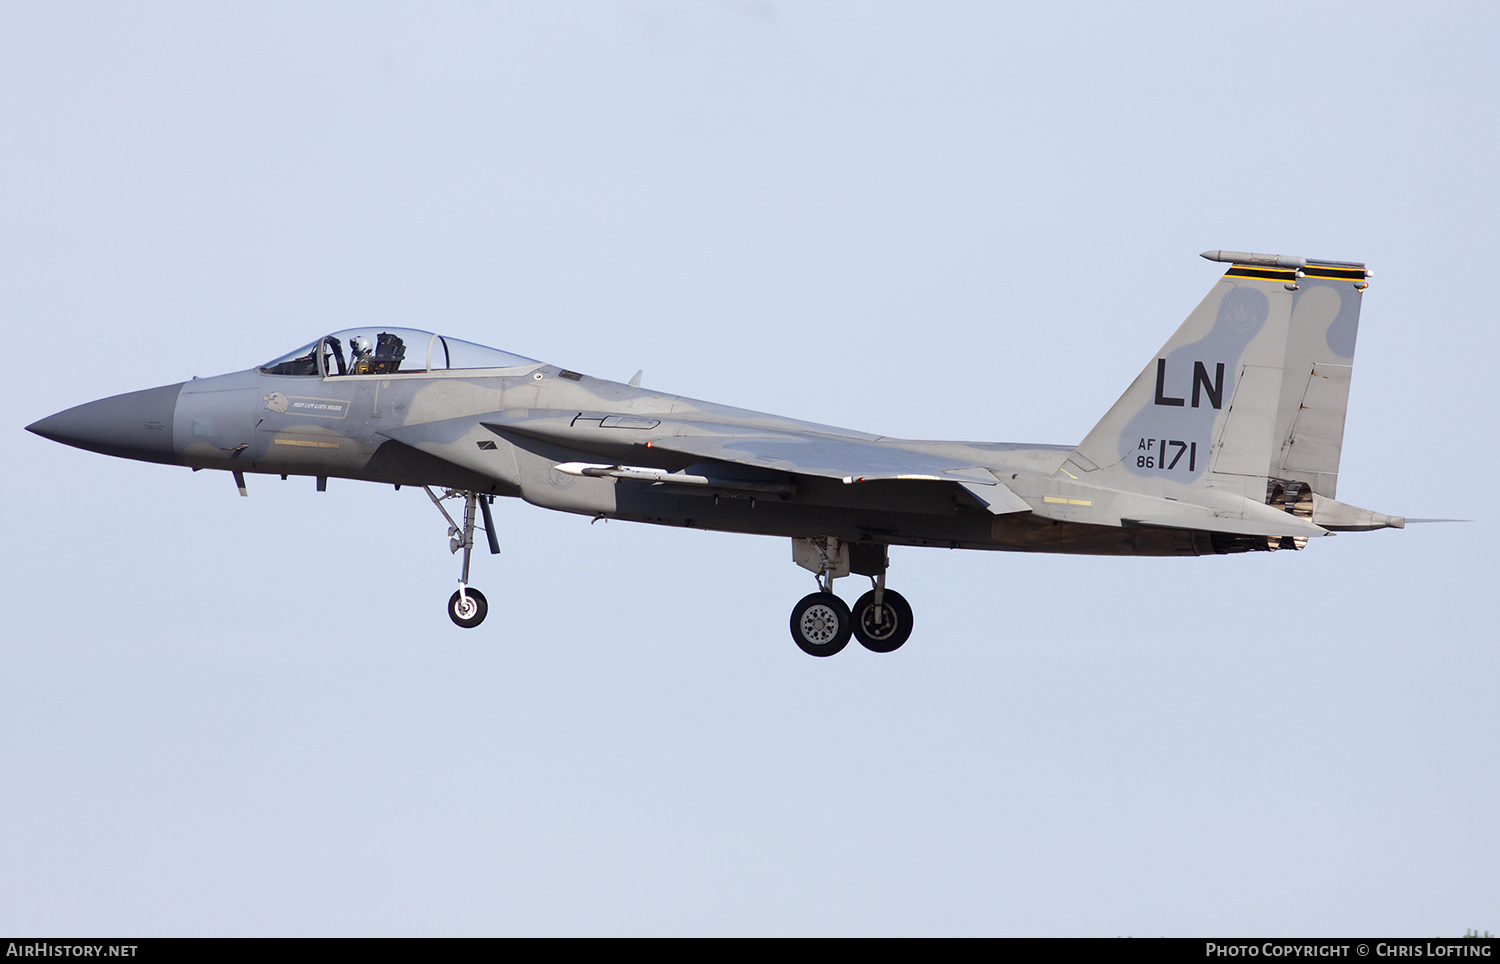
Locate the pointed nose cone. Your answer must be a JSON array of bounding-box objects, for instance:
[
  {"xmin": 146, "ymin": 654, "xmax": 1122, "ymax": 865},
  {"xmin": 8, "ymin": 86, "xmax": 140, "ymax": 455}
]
[{"xmin": 27, "ymin": 382, "xmax": 185, "ymax": 464}]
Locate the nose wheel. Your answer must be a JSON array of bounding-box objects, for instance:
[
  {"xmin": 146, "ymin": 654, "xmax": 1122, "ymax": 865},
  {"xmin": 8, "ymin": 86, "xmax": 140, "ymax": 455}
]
[{"xmin": 449, "ymin": 588, "xmax": 489, "ymax": 628}]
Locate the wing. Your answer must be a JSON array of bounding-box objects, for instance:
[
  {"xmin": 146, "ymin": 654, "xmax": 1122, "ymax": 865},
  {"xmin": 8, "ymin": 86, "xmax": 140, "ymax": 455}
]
[
  {"xmin": 380, "ymin": 409, "xmax": 1032, "ymax": 515},
  {"xmin": 632, "ymin": 430, "xmax": 1033, "ymax": 515}
]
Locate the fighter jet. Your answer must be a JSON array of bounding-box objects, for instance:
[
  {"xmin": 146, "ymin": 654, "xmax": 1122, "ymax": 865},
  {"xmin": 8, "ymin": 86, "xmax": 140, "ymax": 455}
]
[{"xmin": 27, "ymin": 250, "xmax": 1403, "ymax": 656}]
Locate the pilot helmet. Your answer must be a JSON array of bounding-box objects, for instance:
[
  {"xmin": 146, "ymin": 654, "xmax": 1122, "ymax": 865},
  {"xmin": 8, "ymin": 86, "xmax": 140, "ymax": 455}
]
[{"xmin": 351, "ymin": 335, "xmax": 373, "ymax": 356}]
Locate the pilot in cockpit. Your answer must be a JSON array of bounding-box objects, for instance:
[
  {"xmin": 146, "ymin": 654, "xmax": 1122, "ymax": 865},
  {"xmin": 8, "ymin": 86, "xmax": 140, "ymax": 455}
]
[{"xmin": 348, "ymin": 335, "xmax": 375, "ymax": 375}]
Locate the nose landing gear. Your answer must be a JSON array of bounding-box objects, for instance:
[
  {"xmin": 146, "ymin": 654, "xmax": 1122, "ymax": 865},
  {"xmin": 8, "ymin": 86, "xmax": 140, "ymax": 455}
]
[
  {"xmin": 788, "ymin": 538, "xmax": 912, "ymax": 656},
  {"xmin": 425, "ymin": 486, "xmax": 500, "ymax": 629},
  {"xmin": 448, "ymin": 588, "xmax": 489, "ymax": 629}
]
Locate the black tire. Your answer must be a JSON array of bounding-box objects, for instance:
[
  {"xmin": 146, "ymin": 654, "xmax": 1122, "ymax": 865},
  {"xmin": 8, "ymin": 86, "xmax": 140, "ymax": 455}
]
[
  {"xmin": 789, "ymin": 592, "xmax": 852, "ymax": 657},
  {"xmin": 851, "ymin": 588, "xmax": 913, "ymax": 653},
  {"xmin": 448, "ymin": 588, "xmax": 488, "ymax": 629}
]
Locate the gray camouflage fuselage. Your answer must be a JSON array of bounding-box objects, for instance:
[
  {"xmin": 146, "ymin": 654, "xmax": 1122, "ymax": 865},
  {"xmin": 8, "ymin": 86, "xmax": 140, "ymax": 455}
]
[{"xmin": 28, "ymin": 251, "xmax": 1404, "ymax": 581}]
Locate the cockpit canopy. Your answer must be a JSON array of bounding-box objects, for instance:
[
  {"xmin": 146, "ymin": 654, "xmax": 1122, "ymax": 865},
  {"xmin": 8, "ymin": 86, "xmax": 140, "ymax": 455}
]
[{"xmin": 259, "ymin": 328, "xmax": 540, "ymax": 377}]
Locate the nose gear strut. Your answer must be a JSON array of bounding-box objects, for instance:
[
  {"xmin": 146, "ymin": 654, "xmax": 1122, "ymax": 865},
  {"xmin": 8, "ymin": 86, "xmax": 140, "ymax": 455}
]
[{"xmin": 424, "ymin": 487, "xmax": 500, "ymax": 628}]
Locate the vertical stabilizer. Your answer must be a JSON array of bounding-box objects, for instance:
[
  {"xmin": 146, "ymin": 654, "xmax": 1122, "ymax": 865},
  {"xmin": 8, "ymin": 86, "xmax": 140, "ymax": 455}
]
[
  {"xmin": 1055, "ymin": 251, "xmax": 1368, "ymax": 504},
  {"xmin": 1269, "ymin": 260, "xmax": 1369, "ymax": 498}
]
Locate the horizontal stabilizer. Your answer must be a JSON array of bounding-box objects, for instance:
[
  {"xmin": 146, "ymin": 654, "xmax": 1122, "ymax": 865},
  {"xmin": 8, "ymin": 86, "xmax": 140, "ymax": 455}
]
[
  {"xmin": 1124, "ymin": 514, "xmax": 1328, "ymax": 539},
  {"xmin": 1310, "ymin": 494, "xmax": 1405, "ymax": 531}
]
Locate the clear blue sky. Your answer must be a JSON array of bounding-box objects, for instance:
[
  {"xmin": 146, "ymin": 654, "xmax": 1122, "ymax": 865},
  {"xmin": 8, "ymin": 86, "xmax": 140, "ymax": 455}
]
[{"xmin": 2, "ymin": 1, "xmax": 1494, "ymax": 936}]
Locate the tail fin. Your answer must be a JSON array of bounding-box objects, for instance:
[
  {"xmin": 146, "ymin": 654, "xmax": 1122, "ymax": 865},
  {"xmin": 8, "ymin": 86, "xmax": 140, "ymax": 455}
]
[
  {"xmin": 1269, "ymin": 259, "xmax": 1368, "ymax": 498},
  {"xmin": 1055, "ymin": 251, "xmax": 1370, "ymax": 505}
]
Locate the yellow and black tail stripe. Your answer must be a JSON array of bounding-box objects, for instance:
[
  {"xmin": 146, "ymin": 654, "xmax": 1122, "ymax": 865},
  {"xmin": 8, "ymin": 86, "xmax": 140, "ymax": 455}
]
[
  {"xmin": 1224, "ymin": 264, "xmax": 1299, "ymax": 282},
  {"xmin": 1301, "ymin": 264, "xmax": 1367, "ymax": 280}
]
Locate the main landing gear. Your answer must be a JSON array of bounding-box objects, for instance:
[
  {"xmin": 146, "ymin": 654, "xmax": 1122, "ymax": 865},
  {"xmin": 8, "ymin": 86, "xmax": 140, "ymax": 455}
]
[
  {"xmin": 425, "ymin": 486, "xmax": 500, "ymax": 628},
  {"xmin": 788, "ymin": 537, "xmax": 913, "ymax": 657}
]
